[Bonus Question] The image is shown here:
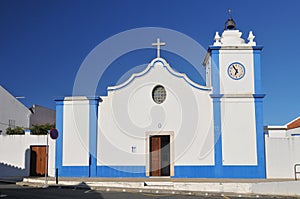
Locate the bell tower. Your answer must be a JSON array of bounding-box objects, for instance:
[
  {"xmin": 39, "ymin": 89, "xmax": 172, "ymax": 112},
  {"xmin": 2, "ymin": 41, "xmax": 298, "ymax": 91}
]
[{"xmin": 203, "ymin": 14, "xmax": 266, "ymax": 178}]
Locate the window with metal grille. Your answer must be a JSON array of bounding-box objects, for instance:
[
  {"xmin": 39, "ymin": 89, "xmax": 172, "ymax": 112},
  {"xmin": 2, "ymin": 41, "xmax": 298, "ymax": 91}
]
[
  {"xmin": 8, "ymin": 119, "xmax": 15, "ymax": 128},
  {"xmin": 152, "ymin": 85, "xmax": 166, "ymax": 104}
]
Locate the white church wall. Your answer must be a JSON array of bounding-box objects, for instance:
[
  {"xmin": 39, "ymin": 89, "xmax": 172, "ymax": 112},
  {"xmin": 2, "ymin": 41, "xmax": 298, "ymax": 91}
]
[
  {"xmin": 175, "ymin": 92, "xmax": 214, "ymax": 165},
  {"xmin": 265, "ymin": 135, "xmax": 300, "ymax": 179},
  {"xmin": 63, "ymin": 98, "xmax": 89, "ymax": 166},
  {"xmin": 219, "ymin": 49, "xmax": 254, "ymax": 94},
  {"xmin": 97, "ymin": 61, "xmax": 214, "ymax": 169},
  {"xmin": 0, "ymin": 134, "xmax": 55, "ymax": 177},
  {"xmin": 221, "ymin": 98, "xmax": 257, "ymax": 165}
]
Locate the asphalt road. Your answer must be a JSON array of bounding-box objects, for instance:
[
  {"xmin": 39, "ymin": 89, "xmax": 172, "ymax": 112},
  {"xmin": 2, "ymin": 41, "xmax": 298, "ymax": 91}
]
[{"xmin": 0, "ymin": 182, "xmax": 298, "ymax": 199}]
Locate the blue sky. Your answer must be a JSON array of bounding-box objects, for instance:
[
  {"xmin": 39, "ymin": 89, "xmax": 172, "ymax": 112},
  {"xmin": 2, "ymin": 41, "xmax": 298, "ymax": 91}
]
[{"xmin": 0, "ymin": 0, "xmax": 299, "ymax": 125}]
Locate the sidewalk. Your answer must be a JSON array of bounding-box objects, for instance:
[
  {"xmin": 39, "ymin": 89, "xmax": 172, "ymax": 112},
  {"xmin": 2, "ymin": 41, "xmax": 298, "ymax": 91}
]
[
  {"xmin": 0, "ymin": 177, "xmax": 25, "ymax": 184},
  {"xmin": 16, "ymin": 177, "xmax": 300, "ymax": 197}
]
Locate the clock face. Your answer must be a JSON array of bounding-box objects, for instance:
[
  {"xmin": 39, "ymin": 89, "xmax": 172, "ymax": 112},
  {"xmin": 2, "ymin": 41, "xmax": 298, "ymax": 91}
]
[{"xmin": 228, "ymin": 63, "xmax": 245, "ymax": 80}]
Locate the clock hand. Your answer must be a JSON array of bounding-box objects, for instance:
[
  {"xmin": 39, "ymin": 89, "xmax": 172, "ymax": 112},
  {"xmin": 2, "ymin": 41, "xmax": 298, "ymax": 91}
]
[
  {"xmin": 233, "ymin": 65, "xmax": 238, "ymax": 71},
  {"xmin": 232, "ymin": 65, "xmax": 239, "ymax": 75}
]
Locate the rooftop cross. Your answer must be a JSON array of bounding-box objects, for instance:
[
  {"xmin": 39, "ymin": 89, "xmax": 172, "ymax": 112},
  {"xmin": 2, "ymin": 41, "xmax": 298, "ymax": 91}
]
[{"xmin": 152, "ymin": 38, "xmax": 166, "ymax": 58}]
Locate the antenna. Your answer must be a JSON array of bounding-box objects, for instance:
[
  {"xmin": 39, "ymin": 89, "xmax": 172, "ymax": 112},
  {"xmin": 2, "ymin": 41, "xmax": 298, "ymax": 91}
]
[
  {"xmin": 228, "ymin": 9, "xmax": 232, "ymax": 18},
  {"xmin": 225, "ymin": 8, "xmax": 236, "ymax": 30}
]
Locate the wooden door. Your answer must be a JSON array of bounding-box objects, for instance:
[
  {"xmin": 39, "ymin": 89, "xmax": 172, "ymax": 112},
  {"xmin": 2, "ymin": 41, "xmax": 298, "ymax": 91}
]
[
  {"xmin": 160, "ymin": 136, "xmax": 170, "ymax": 176},
  {"xmin": 150, "ymin": 136, "xmax": 161, "ymax": 176},
  {"xmin": 30, "ymin": 146, "xmax": 46, "ymax": 176},
  {"xmin": 150, "ymin": 135, "xmax": 170, "ymax": 176}
]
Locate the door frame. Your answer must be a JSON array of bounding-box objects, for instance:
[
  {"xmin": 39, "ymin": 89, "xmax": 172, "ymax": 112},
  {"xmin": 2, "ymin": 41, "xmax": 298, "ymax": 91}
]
[{"xmin": 145, "ymin": 131, "xmax": 174, "ymax": 177}]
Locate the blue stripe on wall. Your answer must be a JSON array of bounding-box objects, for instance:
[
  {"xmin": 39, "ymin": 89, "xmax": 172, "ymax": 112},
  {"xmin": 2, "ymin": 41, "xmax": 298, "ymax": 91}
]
[
  {"xmin": 253, "ymin": 49, "xmax": 262, "ymax": 94},
  {"xmin": 210, "ymin": 48, "xmax": 220, "ymax": 94},
  {"xmin": 254, "ymin": 95, "xmax": 266, "ymax": 178},
  {"xmin": 253, "ymin": 46, "xmax": 266, "ymax": 178},
  {"xmin": 55, "ymin": 99, "xmax": 64, "ymax": 176},
  {"xmin": 88, "ymin": 97, "xmax": 100, "ymax": 177},
  {"xmin": 210, "ymin": 47, "xmax": 222, "ymax": 176},
  {"xmin": 211, "ymin": 96, "xmax": 223, "ymax": 174}
]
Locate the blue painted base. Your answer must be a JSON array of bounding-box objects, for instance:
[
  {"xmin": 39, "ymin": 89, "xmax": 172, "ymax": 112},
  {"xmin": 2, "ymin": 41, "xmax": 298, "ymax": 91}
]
[
  {"xmin": 174, "ymin": 166, "xmax": 265, "ymax": 178},
  {"xmin": 57, "ymin": 165, "xmax": 266, "ymax": 178},
  {"xmin": 97, "ymin": 166, "xmax": 146, "ymax": 177},
  {"xmin": 58, "ymin": 166, "xmax": 89, "ymax": 177}
]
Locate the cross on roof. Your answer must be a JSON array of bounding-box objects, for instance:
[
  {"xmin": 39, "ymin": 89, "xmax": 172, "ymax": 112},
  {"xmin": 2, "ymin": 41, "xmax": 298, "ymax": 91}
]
[{"xmin": 152, "ymin": 38, "xmax": 166, "ymax": 58}]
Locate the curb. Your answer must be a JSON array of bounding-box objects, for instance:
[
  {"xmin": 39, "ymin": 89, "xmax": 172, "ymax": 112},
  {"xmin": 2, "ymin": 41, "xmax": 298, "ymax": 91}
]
[
  {"xmin": 17, "ymin": 178, "xmax": 300, "ymax": 197},
  {"xmin": 16, "ymin": 181, "xmax": 259, "ymax": 198},
  {"xmin": 0, "ymin": 179, "xmax": 21, "ymax": 184}
]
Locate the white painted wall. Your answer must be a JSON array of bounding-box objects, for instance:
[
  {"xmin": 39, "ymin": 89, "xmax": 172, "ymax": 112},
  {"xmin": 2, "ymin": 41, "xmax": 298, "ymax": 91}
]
[
  {"xmin": 221, "ymin": 98, "xmax": 257, "ymax": 165},
  {"xmin": 219, "ymin": 49, "xmax": 255, "ymax": 94},
  {"xmin": 265, "ymin": 135, "xmax": 300, "ymax": 179},
  {"xmin": 265, "ymin": 126, "xmax": 300, "ymax": 179},
  {"xmin": 0, "ymin": 134, "xmax": 55, "ymax": 177},
  {"xmin": 0, "ymin": 86, "xmax": 31, "ymax": 133},
  {"xmin": 267, "ymin": 128, "xmax": 287, "ymax": 138},
  {"xmin": 218, "ymin": 46, "xmax": 258, "ymax": 165},
  {"xmin": 63, "ymin": 97, "xmax": 89, "ymax": 166},
  {"xmin": 97, "ymin": 60, "xmax": 214, "ymax": 167},
  {"xmin": 287, "ymin": 127, "xmax": 300, "ymax": 137}
]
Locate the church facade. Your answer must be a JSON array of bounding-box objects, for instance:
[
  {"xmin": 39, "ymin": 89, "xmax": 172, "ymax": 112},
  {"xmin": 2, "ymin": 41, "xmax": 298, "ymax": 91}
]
[{"xmin": 55, "ymin": 22, "xmax": 266, "ymax": 178}]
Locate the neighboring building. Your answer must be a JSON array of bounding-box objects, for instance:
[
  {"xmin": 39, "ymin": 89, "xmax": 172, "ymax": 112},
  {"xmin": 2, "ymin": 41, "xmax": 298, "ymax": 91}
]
[
  {"xmin": 29, "ymin": 104, "xmax": 56, "ymax": 127},
  {"xmin": 0, "ymin": 85, "xmax": 55, "ymax": 134},
  {"xmin": 0, "ymin": 86, "xmax": 56, "ymax": 177},
  {"xmin": 0, "ymin": 85, "xmax": 31, "ymax": 134},
  {"xmin": 0, "ymin": 134, "xmax": 56, "ymax": 177},
  {"xmin": 265, "ymin": 117, "xmax": 300, "ymax": 179},
  {"xmin": 55, "ymin": 18, "xmax": 266, "ymax": 178}
]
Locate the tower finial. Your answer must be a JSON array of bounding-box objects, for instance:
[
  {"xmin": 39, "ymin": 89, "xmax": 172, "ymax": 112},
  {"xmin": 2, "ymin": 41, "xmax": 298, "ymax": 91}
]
[{"xmin": 225, "ymin": 8, "xmax": 236, "ymax": 30}]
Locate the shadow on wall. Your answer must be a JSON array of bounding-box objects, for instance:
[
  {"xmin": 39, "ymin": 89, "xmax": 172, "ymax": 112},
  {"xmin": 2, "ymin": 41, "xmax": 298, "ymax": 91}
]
[{"xmin": 0, "ymin": 148, "xmax": 30, "ymax": 177}]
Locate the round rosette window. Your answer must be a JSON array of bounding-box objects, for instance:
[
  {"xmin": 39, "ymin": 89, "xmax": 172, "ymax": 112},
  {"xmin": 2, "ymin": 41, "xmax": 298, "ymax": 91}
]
[{"xmin": 152, "ymin": 85, "xmax": 166, "ymax": 104}]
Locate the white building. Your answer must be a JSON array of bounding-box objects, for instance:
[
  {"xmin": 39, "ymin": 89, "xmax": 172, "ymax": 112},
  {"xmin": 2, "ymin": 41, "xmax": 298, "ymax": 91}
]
[
  {"xmin": 0, "ymin": 85, "xmax": 56, "ymax": 133},
  {"xmin": 55, "ymin": 19, "xmax": 266, "ymax": 178},
  {"xmin": 265, "ymin": 118, "xmax": 300, "ymax": 179},
  {"xmin": 29, "ymin": 104, "xmax": 56, "ymax": 128},
  {"xmin": 0, "ymin": 85, "xmax": 31, "ymax": 134},
  {"xmin": 0, "ymin": 85, "xmax": 56, "ymax": 177}
]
